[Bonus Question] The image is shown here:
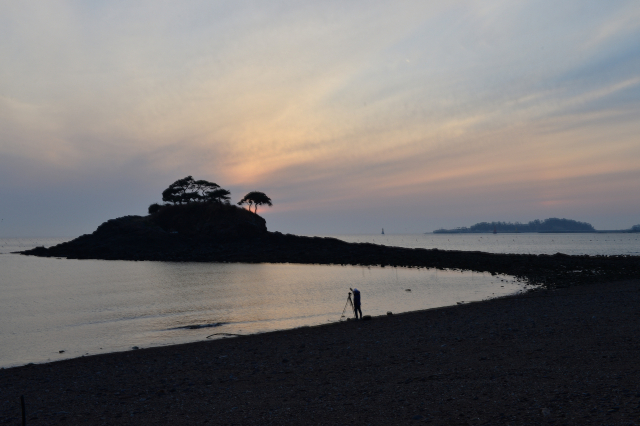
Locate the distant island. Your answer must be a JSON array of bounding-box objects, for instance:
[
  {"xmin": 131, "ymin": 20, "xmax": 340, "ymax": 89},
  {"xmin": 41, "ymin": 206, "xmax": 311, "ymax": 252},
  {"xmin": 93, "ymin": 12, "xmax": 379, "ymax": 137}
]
[{"xmin": 433, "ymin": 218, "xmax": 640, "ymax": 234}]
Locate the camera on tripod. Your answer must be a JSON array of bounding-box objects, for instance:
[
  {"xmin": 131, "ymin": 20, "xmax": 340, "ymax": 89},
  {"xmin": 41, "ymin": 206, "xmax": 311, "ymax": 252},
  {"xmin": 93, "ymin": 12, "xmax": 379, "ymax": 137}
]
[{"xmin": 340, "ymin": 288, "xmax": 361, "ymax": 321}]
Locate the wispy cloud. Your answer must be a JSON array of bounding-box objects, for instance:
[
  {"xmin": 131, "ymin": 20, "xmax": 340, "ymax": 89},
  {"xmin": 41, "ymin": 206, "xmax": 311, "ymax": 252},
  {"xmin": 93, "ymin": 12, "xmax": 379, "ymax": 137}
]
[{"xmin": 1, "ymin": 0, "xmax": 639, "ymax": 235}]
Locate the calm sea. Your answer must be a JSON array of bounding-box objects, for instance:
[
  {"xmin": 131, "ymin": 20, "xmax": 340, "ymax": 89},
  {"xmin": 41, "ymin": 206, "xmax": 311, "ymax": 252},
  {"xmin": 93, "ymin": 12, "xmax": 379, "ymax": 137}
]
[
  {"xmin": 1, "ymin": 233, "xmax": 637, "ymax": 368},
  {"xmin": 332, "ymin": 233, "xmax": 640, "ymax": 256}
]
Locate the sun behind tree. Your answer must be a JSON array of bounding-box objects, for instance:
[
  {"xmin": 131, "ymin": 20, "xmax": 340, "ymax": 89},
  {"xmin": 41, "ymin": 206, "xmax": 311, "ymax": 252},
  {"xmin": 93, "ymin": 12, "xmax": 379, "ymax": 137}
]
[{"xmin": 237, "ymin": 191, "xmax": 272, "ymax": 214}]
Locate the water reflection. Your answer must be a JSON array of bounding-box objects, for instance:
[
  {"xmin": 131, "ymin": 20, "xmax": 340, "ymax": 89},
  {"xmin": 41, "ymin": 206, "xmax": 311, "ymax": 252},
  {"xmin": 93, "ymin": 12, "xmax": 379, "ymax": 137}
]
[{"xmin": 0, "ymin": 254, "xmax": 523, "ymax": 368}]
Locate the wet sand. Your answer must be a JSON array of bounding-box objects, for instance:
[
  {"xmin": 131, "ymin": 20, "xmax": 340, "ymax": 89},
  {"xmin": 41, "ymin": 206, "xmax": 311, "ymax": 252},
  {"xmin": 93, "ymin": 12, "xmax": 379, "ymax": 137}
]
[{"xmin": 2, "ymin": 280, "xmax": 640, "ymax": 425}]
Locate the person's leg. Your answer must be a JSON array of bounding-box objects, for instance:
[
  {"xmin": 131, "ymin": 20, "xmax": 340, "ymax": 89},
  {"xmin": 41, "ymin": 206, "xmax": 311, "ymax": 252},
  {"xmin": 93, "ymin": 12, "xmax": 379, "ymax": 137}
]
[{"xmin": 356, "ymin": 306, "xmax": 362, "ymax": 319}]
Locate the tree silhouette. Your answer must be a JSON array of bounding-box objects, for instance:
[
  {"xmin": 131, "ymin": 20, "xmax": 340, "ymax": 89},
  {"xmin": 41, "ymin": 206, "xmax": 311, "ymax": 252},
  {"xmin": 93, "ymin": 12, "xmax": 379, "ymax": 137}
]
[
  {"xmin": 193, "ymin": 179, "xmax": 220, "ymax": 198},
  {"xmin": 148, "ymin": 203, "xmax": 162, "ymax": 214},
  {"xmin": 162, "ymin": 176, "xmax": 196, "ymax": 204},
  {"xmin": 238, "ymin": 191, "xmax": 272, "ymax": 214},
  {"xmin": 205, "ymin": 188, "xmax": 231, "ymax": 204},
  {"xmin": 161, "ymin": 176, "xmax": 230, "ymax": 205}
]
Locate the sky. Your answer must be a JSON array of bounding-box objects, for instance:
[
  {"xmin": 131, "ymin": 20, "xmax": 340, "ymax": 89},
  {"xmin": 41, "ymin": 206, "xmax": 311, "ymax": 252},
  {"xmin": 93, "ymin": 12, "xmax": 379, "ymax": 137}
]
[{"xmin": 1, "ymin": 0, "xmax": 639, "ymax": 237}]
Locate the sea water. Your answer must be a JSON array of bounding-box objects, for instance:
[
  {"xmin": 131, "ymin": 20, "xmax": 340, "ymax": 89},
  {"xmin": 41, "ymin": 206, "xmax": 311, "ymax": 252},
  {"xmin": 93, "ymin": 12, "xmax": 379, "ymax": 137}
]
[
  {"xmin": 333, "ymin": 233, "xmax": 640, "ymax": 256},
  {"xmin": 0, "ymin": 237, "xmax": 526, "ymax": 368},
  {"xmin": 2, "ymin": 232, "xmax": 638, "ymax": 368}
]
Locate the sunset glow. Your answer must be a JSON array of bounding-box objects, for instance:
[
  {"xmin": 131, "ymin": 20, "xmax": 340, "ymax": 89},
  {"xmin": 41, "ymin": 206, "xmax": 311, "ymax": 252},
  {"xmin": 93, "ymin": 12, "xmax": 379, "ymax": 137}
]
[{"xmin": 1, "ymin": 1, "xmax": 639, "ymax": 236}]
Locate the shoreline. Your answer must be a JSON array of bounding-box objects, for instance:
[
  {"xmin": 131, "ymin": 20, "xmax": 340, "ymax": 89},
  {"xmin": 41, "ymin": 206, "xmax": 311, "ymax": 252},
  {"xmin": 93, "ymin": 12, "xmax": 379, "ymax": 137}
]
[
  {"xmin": 2, "ymin": 288, "xmax": 528, "ymax": 369},
  {"xmin": 0, "ymin": 272, "xmax": 528, "ymax": 370},
  {"xmin": 20, "ymin": 229, "xmax": 640, "ymax": 290},
  {"xmin": 2, "ymin": 279, "xmax": 639, "ymax": 425}
]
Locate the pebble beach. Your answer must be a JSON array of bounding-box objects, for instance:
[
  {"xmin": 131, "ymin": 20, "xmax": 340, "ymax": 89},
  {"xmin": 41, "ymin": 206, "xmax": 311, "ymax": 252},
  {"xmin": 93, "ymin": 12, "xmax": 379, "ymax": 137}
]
[{"xmin": 2, "ymin": 279, "xmax": 639, "ymax": 425}]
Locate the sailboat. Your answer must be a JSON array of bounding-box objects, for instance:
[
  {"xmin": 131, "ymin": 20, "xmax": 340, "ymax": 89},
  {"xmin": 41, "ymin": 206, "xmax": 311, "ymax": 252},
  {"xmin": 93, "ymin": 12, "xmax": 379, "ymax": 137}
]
[{"xmin": 381, "ymin": 228, "xmax": 385, "ymax": 235}]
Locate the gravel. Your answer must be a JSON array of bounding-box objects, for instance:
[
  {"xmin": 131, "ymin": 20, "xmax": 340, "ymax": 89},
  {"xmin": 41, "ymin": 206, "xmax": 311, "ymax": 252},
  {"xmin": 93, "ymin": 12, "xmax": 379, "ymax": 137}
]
[{"xmin": 2, "ymin": 279, "xmax": 640, "ymax": 425}]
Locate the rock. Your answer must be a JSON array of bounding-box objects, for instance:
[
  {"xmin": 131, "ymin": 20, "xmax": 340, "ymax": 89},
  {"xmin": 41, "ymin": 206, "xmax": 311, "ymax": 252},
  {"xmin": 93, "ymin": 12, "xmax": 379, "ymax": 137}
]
[
  {"xmin": 387, "ymin": 312, "xmax": 393, "ymax": 316},
  {"xmin": 152, "ymin": 203, "xmax": 267, "ymax": 237},
  {"xmin": 362, "ymin": 315, "xmax": 372, "ymax": 320}
]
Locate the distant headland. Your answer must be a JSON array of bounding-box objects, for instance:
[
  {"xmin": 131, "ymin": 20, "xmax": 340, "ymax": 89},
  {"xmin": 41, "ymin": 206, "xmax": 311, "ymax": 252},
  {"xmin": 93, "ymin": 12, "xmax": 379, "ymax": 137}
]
[{"xmin": 433, "ymin": 218, "xmax": 640, "ymax": 234}]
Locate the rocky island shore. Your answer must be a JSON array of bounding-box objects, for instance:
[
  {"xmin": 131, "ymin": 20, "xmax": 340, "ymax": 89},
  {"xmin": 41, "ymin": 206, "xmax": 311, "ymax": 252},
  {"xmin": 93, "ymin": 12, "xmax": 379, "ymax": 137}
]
[{"xmin": 20, "ymin": 203, "xmax": 640, "ymax": 289}]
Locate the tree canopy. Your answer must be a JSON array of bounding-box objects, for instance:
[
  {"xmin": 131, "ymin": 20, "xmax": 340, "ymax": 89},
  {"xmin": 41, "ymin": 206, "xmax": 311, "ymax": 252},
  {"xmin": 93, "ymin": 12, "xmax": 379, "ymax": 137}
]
[
  {"xmin": 237, "ymin": 191, "xmax": 272, "ymax": 214},
  {"xmin": 154, "ymin": 177, "xmax": 273, "ymax": 217},
  {"xmin": 161, "ymin": 176, "xmax": 230, "ymax": 205},
  {"xmin": 204, "ymin": 188, "xmax": 231, "ymax": 203}
]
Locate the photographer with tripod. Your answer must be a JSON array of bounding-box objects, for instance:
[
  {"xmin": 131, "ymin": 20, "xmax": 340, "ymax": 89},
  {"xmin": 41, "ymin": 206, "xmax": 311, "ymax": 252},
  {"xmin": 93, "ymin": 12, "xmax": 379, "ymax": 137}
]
[
  {"xmin": 340, "ymin": 288, "xmax": 363, "ymax": 321},
  {"xmin": 352, "ymin": 288, "xmax": 362, "ymax": 319}
]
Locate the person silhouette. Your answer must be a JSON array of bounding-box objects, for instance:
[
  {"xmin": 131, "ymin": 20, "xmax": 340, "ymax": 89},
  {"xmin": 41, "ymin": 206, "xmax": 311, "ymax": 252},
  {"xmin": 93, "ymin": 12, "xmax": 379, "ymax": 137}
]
[{"xmin": 351, "ymin": 288, "xmax": 362, "ymax": 319}]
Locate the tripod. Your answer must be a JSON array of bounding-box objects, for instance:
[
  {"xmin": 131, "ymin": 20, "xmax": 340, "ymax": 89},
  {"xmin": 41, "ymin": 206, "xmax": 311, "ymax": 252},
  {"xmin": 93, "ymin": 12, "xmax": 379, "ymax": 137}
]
[{"xmin": 340, "ymin": 292, "xmax": 355, "ymax": 321}]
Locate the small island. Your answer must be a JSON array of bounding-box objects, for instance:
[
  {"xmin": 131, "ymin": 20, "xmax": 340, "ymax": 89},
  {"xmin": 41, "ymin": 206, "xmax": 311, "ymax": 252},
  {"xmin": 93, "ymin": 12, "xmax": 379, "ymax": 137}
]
[
  {"xmin": 19, "ymin": 177, "xmax": 640, "ymax": 290},
  {"xmin": 434, "ymin": 218, "xmax": 640, "ymax": 234}
]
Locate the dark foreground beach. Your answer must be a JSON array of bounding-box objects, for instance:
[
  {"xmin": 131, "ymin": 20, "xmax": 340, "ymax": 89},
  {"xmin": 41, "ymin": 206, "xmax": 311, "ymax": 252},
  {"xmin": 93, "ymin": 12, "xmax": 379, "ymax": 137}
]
[{"xmin": 2, "ymin": 279, "xmax": 639, "ymax": 425}]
